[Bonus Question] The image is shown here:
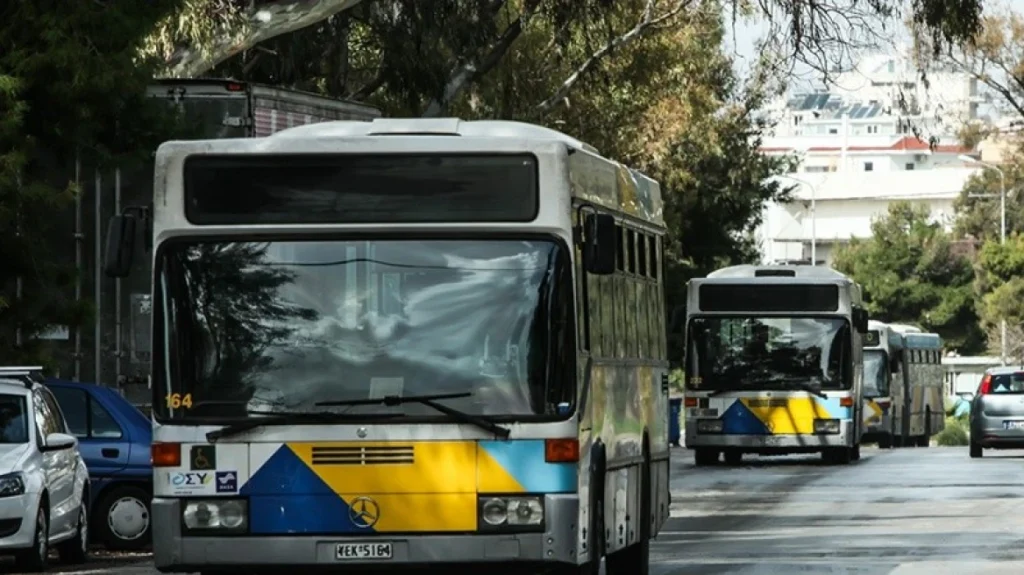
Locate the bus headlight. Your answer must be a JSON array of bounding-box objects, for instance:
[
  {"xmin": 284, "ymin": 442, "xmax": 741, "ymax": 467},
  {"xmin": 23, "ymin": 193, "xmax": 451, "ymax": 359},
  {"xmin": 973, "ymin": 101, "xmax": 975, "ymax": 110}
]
[
  {"xmin": 182, "ymin": 499, "xmax": 248, "ymax": 533},
  {"xmin": 813, "ymin": 419, "xmax": 841, "ymax": 434},
  {"xmin": 478, "ymin": 496, "xmax": 543, "ymax": 530},
  {"xmin": 696, "ymin": 419, "xmax": 724, "ymax": 434}
]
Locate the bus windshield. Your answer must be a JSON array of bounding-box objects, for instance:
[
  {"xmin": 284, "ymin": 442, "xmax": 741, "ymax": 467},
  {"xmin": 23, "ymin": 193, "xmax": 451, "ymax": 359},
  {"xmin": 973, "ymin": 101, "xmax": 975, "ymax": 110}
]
[
  {"xmin": 863, "ymin": 350, "xmax": 889, "ymax": 398},
  {"xmin": 686, "ymin": 316, "xmax": 853, "ymax": 391},
  {"xmin": 152, "ymin": 238, "xmax": 573, "ymax": 421}
]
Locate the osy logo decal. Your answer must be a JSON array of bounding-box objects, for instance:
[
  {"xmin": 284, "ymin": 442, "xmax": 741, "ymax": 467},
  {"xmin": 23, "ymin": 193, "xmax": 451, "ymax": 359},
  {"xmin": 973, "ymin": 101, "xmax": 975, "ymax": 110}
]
[{"xmin": 169, "ymin": 472, "xmax": 212, "ymax": 486}]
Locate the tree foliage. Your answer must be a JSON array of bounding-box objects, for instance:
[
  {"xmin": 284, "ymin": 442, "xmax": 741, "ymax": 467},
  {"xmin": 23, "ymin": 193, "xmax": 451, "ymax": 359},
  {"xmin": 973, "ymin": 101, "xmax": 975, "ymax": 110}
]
[
  {"xmin": 924, "ymin": 9, "xmax": 1024, "ymax": 120},
  {"xmin": 975, "ymin": 236, "xmax": 1024, "ymax": 360},
  {"xmin": 833, "ymin": 201, "xmax": 984, "ymax": 353},
  {"xmin": 0, "ymin": 1, "xmax": 179, "ymax": 367},
  {"xmin": 146, "ymin": 0, "xmax": 984, "ymax": 83},
  {"xmin": 953, "ymin": 157, "xmax": 1024, "ymax": 243}
]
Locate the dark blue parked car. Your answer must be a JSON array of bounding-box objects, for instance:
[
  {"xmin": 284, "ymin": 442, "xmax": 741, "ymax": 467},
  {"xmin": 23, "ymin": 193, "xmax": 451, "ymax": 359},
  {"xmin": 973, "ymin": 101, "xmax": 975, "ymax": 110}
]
[{"xmin": 45, "ymin": 379, "xmax": 152, "ymax": 551}]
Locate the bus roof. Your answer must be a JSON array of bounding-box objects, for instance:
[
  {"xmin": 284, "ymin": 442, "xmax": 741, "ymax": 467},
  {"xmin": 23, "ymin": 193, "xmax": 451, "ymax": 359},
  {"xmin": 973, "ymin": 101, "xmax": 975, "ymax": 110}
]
[
  {"xmin": 887, "ymin": 323, "xmax": 923, "ymax": 334},
  {"xmin": 903, "ymin": 332, "xmax": 942, "ymax": 349},
  {"xmin": 706, "ymin": 265, "xmax": 853, "ymax": 280},
  {"xmin": 271, "ymin": 118, "xmax": 601, "ymax": 154}
]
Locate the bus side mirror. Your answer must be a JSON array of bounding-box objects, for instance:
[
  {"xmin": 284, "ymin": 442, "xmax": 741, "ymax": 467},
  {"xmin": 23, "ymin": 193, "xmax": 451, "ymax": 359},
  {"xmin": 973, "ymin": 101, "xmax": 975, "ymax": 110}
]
[
  {"xmin": 853, "ymin": 308, "xmax": 869, "ymax": 334},
  {"xmin": 582, "ymin": 213, "xmax": 617, "ymax": 275},
  {"xmin": 103, "ymin": 214, "xmax": 137, "ymax": 279}
]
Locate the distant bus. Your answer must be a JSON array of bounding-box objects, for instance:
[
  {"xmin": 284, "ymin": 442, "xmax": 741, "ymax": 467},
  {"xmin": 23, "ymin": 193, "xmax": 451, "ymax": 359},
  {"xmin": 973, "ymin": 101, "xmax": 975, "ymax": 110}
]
[
  {"xmin": 861, "ymin": 320, "xmax": 900, "ymax": 448},
  {"xmin": 892, "ymin": 328, "xmax": 945, "ymax": 446},
  {"xmin": 683, "ymin": 265, "xmax": 870, "ymax": 465}
]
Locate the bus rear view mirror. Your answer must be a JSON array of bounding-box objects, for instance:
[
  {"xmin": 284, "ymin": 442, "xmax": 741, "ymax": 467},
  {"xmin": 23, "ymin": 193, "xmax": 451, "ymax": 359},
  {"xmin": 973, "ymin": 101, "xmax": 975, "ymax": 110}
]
[
  {"xmin": 103, "ymin": 214, "xmax": 137, "ymax": 279},
  {"xmin": 853, "ymin": 308, "xmax": 869, "ymax": 334},
  {"xmin": 583, "ymin": 212, "xmax": 617, "ymax": 275}
]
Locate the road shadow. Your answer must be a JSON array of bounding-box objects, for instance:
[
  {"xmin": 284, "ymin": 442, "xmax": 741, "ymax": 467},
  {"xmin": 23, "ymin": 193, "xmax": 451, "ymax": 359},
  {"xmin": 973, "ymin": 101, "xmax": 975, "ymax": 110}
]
[{"xmin": 0, "ymin": 549, "xmax": 151, "ymax": 574}]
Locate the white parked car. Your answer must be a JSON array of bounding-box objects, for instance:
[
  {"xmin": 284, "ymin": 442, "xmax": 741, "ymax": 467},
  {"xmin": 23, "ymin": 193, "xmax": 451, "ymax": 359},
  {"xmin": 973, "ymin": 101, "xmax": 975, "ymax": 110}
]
[{"xmin": 0, "ymin": 367, "xmax": 90, "ymax": 571}]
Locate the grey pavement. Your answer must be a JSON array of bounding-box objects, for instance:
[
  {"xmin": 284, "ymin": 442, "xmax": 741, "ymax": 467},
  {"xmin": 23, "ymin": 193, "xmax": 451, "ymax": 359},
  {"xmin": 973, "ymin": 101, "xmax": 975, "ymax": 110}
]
[{"xmin": 7, "ymin": 446, "xmax": 1024, "ymax": 574}]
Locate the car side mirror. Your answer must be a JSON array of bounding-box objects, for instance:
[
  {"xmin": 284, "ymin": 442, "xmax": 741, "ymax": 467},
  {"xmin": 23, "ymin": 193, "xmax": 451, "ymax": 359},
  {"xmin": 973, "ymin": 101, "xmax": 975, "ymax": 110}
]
[
  {"xmin": 582, "ymin": 212, "xmax": 617, "ymax": 275},
  {"xmin": 41, "ymin": 432, "xmax": 77, "ymax": 452}
]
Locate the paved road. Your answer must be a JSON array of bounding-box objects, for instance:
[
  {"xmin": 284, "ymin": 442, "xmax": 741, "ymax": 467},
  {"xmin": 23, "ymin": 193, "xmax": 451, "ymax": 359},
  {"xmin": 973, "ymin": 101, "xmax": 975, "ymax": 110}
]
[
  {"xmin": 7, "ymin": 446, "xmax": 1023, "ymax": 574},
  {"xmin": 654, "ymin": 446, "xmax": 1024, "ymax": 575}
]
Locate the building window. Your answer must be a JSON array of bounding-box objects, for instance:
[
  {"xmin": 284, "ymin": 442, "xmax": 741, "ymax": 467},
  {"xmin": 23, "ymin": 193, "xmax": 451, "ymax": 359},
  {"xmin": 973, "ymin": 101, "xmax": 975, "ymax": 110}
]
[
  {"xmin": 864, "ymin": 162, "xmax": 874, "ymax": 171},
  {"xmin": 793, "ymin": 115, "xmax": 802, "ymax": 126},
  {"xmin": 828, "ymin": 128, "xmax": 838, "ymax": 135},
  {"xmin": 905, "ymin": 162, "xmax": 915, "ymax": 170},
  {"xmin": 867, "ymin": 125, "xmax": 878, "ymax": 134},
  {"xmin": 805, "ymin": 166, "xmax": 829, "ymax": 173}
]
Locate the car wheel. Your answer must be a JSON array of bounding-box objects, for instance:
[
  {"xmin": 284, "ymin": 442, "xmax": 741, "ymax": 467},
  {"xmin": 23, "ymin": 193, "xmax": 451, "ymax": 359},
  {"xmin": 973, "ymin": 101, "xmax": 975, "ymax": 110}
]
[
  {"xmin": 14, "ymin": 506, "xmax": 48, "ymax": 572},
  {"xmin": 58, "ymin": 498, "xmax": 89, "ymax": 563},
  {"xmin": 95, "ymin": 485, "xmax": 151, "ymax": 551}
]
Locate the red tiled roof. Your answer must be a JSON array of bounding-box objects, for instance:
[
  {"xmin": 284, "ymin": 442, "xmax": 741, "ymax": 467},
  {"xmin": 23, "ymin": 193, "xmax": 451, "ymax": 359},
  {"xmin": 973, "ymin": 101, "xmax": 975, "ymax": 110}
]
[{"xmin": 760, "ymin": 136, "xmax": 968, "ymax": 154}]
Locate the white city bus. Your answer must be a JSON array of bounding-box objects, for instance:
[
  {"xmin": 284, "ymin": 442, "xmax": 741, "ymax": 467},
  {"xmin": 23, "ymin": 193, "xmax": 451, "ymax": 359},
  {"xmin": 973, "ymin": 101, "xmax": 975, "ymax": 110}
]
[
  {"xmin": 103, "ymin": 118, "xmax": 671, "ymax": 574},
  {"xmin": 861, "ymin": 320, "xmax": 901, "ymax": 448},
  {"xmin": 683, "ymin": 265, "xmax": 870, "ymax": 465},
  {"xmin": 890, "ymin": 327, "xmax": 945, "ymax": 446}
]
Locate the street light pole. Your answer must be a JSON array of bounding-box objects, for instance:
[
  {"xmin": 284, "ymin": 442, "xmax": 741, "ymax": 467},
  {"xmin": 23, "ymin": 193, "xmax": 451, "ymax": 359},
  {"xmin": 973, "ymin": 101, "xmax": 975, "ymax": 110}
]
[{"xmin": 959, "ymin": 154, "xmax": 1007, "ymax": 364}]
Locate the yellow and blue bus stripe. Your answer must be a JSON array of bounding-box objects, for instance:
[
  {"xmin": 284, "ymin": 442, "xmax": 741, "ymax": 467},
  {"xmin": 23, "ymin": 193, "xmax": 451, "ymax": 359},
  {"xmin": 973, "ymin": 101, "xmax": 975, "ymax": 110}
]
[
  {"xmin": 719, "ymin": 397, "xmax": 854, "ymax": 435},
  {"xmin": 240, "ymin": 440, "xmax": 577, "ymax": 535}
]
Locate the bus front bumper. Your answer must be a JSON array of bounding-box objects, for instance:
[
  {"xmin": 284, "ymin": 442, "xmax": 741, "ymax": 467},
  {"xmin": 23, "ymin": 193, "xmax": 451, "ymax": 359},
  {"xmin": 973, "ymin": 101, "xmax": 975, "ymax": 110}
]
[
  {"xmin": 685, "ymin": 420, "xmax": 856, "ymax": 452},
  {"xmin": 152, "ymin": 495, "xmax": 581, "ymax": 572}
]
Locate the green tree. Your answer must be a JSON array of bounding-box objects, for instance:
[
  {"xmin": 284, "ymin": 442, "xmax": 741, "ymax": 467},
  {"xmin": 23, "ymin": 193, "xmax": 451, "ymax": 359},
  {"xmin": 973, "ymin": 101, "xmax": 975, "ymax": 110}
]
[
  {"xmin": 974, "ymin": 235, "xmax": 1024, "ymax": 360},
  {"xmin": 952, "ymin": 156, "xmax": 1024, "ymax": 242},
  {"xmin": 833, "ymin": 201, "xmax": 984, "ymax": 353},
  {"xmin": 0, "ymin": 1, "xmax": 180, "ymax": 368}
]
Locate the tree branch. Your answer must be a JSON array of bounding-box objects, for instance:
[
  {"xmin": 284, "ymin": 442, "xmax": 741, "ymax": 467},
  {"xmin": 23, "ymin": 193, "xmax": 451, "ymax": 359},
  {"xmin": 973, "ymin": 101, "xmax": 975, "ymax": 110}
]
[
  {"xmin": 157, "ymin": 0, "xmax": 365, "ymax": 79},
  {"xmin": 422, "ymin": 0, "xmax": 539, "ymax": 117},
  {"xmin": 534, "ymin": 0, "xmax": 693, "ymax": 115}
]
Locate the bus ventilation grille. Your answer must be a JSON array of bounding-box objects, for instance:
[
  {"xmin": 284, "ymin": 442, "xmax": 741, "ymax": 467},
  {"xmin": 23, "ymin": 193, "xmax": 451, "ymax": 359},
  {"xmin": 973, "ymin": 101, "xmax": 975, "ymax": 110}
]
[{"xmin": 311, "ymin": 445, "xmax": 415, "ymax": 466}]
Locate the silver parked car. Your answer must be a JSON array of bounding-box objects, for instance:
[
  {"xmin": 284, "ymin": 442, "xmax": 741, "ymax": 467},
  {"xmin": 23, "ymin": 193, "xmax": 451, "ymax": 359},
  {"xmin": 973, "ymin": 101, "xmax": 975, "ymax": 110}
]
[{"xmin": 969, "ymin": 367, "xmax": 1024, "ymax": 458}]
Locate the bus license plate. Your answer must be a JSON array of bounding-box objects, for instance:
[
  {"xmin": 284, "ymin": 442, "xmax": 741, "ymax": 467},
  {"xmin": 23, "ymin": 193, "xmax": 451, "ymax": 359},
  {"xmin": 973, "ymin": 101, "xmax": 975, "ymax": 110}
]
[
  {"xmin": 1003, "ymin": 421, "xmax": 1024, "ymax": 430},
  {"xmin": 335, "ymin": 543, "xmax": 393, "ymax": 560}
]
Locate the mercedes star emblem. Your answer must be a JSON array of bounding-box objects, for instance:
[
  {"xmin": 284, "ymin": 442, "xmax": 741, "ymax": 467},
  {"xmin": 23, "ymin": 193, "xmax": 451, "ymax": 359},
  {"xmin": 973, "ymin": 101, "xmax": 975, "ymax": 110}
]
[{"xmin": 349, "ymin": 496, "xmax": 380, "ymax": 529}]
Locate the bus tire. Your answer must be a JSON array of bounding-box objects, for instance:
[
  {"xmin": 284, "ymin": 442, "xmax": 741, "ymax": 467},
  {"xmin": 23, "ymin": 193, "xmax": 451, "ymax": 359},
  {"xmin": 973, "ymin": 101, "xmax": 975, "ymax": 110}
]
[
  {"xmin": 823, "ymin": 447, "xmax": 852, "ymax": 465},
  {"xmin": 605, "ymin": 452, "xmax": 651, "ymax": 575},
  {"xmin": 694, "ymin": 448, "xmax": 719, "ymax": 466},
  {"xmin": 918, "ymin": 409, "xmax": 932, "ymax": 447},
  {"xmin": 969, "ymin": 441, "xmax": 982, "ymax": 458},
  {"xmin": 878, "ymin": 434, "xmax": 892, "ymax": 449},
  {"xmin": 723, "ymin": 450, "xmax": 742, "ymax": 465}
]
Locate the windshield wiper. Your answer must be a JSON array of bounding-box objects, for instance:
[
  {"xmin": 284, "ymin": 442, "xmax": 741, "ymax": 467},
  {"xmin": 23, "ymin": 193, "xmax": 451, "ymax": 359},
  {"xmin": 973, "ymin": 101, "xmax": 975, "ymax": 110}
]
[
  {"xmin": 206, "ymin": 411, "xmax": 401, "ymax": 442},
  {"xmin": 315, "ymin": 392, "xmax": 512, "ymax": 440}
]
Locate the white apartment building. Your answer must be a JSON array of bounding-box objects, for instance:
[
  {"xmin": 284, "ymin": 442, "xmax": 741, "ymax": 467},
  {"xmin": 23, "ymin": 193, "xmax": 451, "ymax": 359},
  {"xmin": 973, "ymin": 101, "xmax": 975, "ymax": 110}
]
[
  {"xmin": 755, "ymin": 52, "xmax": 989, "ymax": 265},
  {"xmin": 767, "ymin": 52, "xmax": 985, "ymax": 139}
]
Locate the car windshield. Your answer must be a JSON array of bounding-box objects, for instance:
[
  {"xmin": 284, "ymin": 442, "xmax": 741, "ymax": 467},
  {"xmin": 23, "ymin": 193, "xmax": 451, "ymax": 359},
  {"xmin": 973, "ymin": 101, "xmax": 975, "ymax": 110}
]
[
  {"xmin": 863, "ymin": 350, "xmax": 889, "ymax": 398},
  {"xmin": 153, "ymin": 238, "xmax": 574, "ymax": 421},
  {"xmin": 686, "ymin": 316, "xmax": 854, "ymax": 391},
  {"xmin": 0, "ymin": 395, "xmax": 28, "ymax": 443}
]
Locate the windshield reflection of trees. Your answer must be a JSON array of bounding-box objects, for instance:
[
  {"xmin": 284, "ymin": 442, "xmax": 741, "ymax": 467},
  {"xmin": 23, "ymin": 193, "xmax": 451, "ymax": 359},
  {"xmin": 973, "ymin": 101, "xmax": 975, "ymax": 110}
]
[
  {"xmin": 863, "ymin": 351, "xmax": 888, "ymax": 397},
  {"xmin": 688, "ymin": 317, "xmax": 851, "ymax": 391},
  {"xmin": 157, "ymin": 239, "xmax": 569, "ymax": 419},
  {"xmin": 161, "ymin": 243, "xmax": 317, "ymax": 412}
]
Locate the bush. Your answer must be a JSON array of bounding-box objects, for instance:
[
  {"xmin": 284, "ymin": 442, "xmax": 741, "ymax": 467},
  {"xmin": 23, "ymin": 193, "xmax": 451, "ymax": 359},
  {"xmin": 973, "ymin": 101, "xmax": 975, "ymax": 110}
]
[{"xmin": 935, "ymin": 415, "xmax": 970, "ymax": 446}]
